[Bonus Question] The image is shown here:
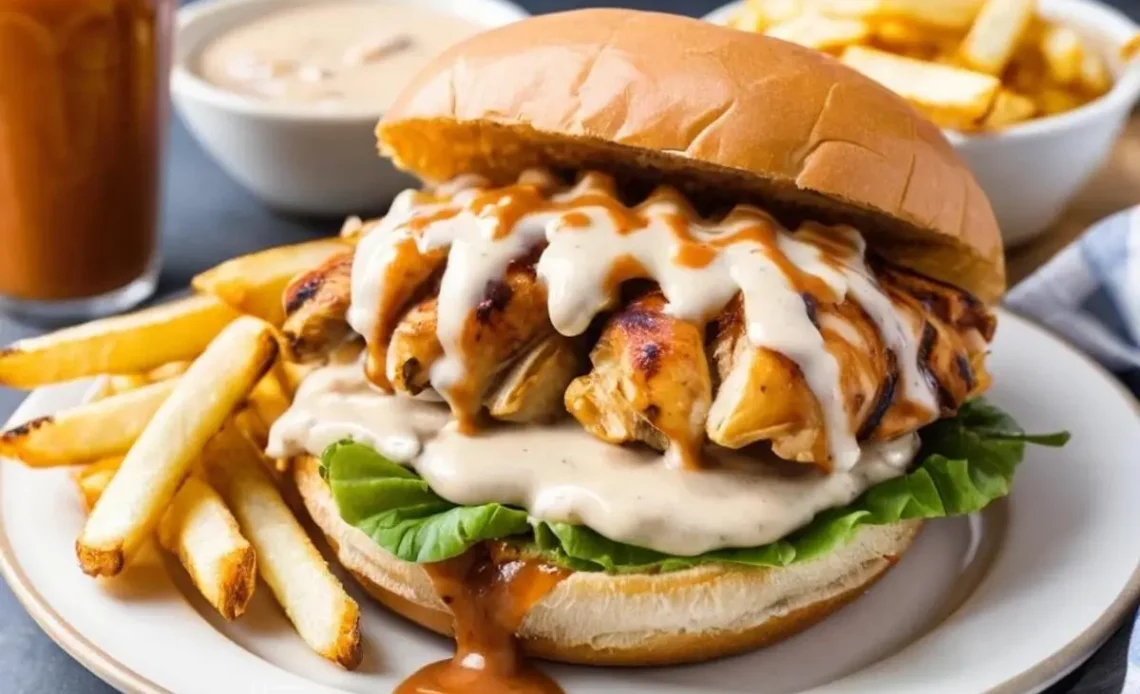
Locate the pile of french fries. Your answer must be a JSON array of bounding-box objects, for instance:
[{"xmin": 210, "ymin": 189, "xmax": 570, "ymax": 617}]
[
  {"xmin": 0, "ymin": 236, "xmax": 364, "ymax": 669},
  {"xmin": 730, "ymin": 0, "xmax": 1131, "ymax": 132}
]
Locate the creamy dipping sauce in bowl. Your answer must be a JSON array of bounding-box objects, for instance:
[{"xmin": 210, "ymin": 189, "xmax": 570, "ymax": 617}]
[{"xmin": 195, "ymin": 0, "xmax": 480, "ymax": 112}]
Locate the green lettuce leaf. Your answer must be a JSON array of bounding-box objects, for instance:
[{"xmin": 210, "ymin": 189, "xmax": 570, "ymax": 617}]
[{"xmin": 321, "ymin": 398, "xmax": 1067, "ymax": 573}]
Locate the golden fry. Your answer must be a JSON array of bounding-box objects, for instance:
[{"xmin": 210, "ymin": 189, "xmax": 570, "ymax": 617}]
[
  {"xmin": 765, "ymin": 14, "xmax": 871, "ymax": 52},
  {"xmin": 204, "ymin": 426, "xmax": 361, "ymax": 668},
  {"xmin": 958, "ymin": 0, "xmax": 1036, "ymax": 75},
  {"xmin": 76, "ymin": 317, "xmax": 278, "ymax": 577},
  {"xmin": 841, "ymin": 46, "xmax": 1001, "ymax": 128},
  {"xmin": 0, "ymin": 295, "xmax": 237, "ymax": 389},
  {"xmin": 2, "ymin": 379, "xmax": 177, "ymax": 466},
  {"xmin": 157, "ymin": 475, "xmax": 257, "ymax": 620},
  {"xmin": 191, "ymin": 238, "xmax": 351, "ymax": 326},
  {"xmin": 1040, "ymin": 25, "xmax": 1083, "ymax": 84},
  {"xmin": 823, "ymin": 0, "xmax": 983, "ymax": 30},
  {"xmin": 248, "ymin": 369, "xmax": 291, "ymax": 431},
  {"xmin": 1079, "ymin": 49, "xmax": 1112, "ymax": 95},
  {"xmin": 73, "ymin": 457, "xmax": 123, "ymax": 512},
  {"xmin": 147, "ymin": 361, "xmax": 192, "ymax": 382},
  {"xmin": 105, "ymin": 374, "xmax": 150, "ymax": 398},
  {"xmin": 983, "ymin": 89, "xmax": 1037, "ymax": 128}
]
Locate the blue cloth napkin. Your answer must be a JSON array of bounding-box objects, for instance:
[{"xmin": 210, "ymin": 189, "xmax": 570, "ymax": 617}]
[{"xmin": 1004, "ymin": 206, "xmax": 1140, "ymax": 694}]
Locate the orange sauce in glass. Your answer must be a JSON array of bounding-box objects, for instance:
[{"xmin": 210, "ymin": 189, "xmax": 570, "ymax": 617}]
[
  {"xmin": 398, "ymin": 544, "xmax": 568, "ymax": 694},
  {"xmin": 0, "ymin": 0, "xmax": 167, "ymax": 300}
]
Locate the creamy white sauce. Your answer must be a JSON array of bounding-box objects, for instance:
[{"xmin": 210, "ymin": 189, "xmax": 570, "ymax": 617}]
[
  {"xmin": 268, "ymin": 361, "xmax": 919, "ymax": 556},
  {"xmin": 346, "ymin": 170, "xmax": 938, "ymax": 469},
  {"xmin": 195, "ymin": 1, "xmax": 480, "ymax": 112}
]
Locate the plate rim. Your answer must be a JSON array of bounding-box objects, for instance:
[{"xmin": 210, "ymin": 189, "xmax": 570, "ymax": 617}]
[{"xmin": 1, "ymin": 309, "xmax": 1138, "ymax": 694}]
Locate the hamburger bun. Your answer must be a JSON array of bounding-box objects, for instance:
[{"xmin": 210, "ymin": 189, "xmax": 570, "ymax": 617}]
[
  {"xmin": 378, "ymin": 9, "xmax": 1004, "ymax": 302},
  {"xmin": 294, "ymin": 456, "xmax": 922, "ymax": 665}
]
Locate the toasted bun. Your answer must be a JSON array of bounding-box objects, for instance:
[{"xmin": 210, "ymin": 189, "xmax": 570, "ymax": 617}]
[
  {"xmin": 294, "ymin": 456, "xmax": 921, "ymax": 665},
  {"xmin": 378, "ymin": 9, "xmax": 1003, "ymax": 302}
]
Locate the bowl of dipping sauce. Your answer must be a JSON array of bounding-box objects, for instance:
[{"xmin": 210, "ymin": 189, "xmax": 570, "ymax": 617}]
[{"xmin": 172, "ymin": 0, "xmax": 528, "ymax": 216}]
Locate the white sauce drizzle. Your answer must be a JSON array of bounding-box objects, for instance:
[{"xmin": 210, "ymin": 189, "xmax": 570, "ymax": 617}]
[
  {"xmin": 346, "ymin": 170, "xmax": 939, "ymax": 470},
  {"xmin": 268, "ymin": 361, "xmax": 919, "ymax": 556}
]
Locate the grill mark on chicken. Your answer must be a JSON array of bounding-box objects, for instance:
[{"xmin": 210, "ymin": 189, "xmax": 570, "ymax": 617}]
[
  {"xmin": 857, "ymin": 351, "xmax": 898, "ymax": 440},
  {"xmin": 955, "ymin": 352, "xmax": 975, "ymax": 394},
  {"xmin": 284, "ymin": 276, "xmax": 322, "ymax": 314},
  {"xmin": 476, "ymin": 280, "xmax": 514, "ymax": 324},
  {"xmin": 637, "ymin": 343, "xmax": 662, "ymax": 379},
  {"xmin": 912, "ymin": 319, "xmax": 939, "ymax": 401},
  {"xmin": 3, "ymin": 416, "xmax": 51, "ymax": 438},
  {"xmin": 802, "ymin": 293, "xmax": 820, "ymax": 329},
  {"xmin": 916, "ymin": 322, "xmax": 957, "ymax": 412},
  {"xmin": 401, "ymin": 358, "xmax": 423, "ymax": 393}
]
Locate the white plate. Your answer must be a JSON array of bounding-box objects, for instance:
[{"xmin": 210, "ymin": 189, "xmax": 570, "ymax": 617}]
[{"xmin": 2, "ymin": 309, "xmax": 1139, "ymax": 694}]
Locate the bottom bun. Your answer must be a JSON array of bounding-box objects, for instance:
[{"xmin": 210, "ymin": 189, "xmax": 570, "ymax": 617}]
[{"xmin": 294, "ymin": 455, "xmax": 921, "ymax": 666}]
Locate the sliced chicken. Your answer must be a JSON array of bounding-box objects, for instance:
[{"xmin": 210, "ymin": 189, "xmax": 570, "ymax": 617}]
[
  {"xmin": 387, "ymin": 296, "xmax": 443, "ymax": 396},
  {"xmin": 360, "ymin": 237, "xmax": 448, "ymax": 391},
  {"xmin": 441, "ymin": 264, "xmax": 554, "ymax": 431},
  {"xmin": 486, "ymin": 335, "xmax": 582, "ymax": 423},
  {"xmin": 565, "ymin": 290, "xmax": 711, "ymax": 469},
  {"xmin": 282, "ymin": 251, "xmax": 353, "ymax": 359},
  {"xmin": 706, "ymin": 295, "xmax": 890, "ymax": 465},
  {"xmin": 876, "ymin": 262, "xmax": 997, "ymax": 342}
]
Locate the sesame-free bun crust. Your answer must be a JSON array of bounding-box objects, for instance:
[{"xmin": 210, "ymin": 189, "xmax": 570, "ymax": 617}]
[
  {"xmin": 294, "ymin": 456, "xmax": 921, "ymax": 665},
  {"xmin": 378, "ymin": 9, "xmax": 1004, "ymax": 302}
]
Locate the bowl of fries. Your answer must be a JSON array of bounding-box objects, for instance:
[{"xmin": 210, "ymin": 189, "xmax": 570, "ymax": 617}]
[{"xmin": 706, "ymin": 0, "xmax": 1140, "ymax": 245}]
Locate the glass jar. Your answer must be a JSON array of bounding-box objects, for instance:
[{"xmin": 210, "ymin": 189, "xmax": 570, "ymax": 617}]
[{"xmin": 0, "ymin": 0, "xmax": 171, "ymax": 323}]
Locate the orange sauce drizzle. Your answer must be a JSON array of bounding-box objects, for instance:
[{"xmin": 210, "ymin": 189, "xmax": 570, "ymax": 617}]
[{"xmin": 397, "ymin": 544, "xmax": 568, "ymax": 694}]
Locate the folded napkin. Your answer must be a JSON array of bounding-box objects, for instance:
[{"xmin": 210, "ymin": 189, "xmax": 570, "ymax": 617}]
[{"xmin": 1004, "ymin": 206, "xmax": 1140, "ymax": 694}]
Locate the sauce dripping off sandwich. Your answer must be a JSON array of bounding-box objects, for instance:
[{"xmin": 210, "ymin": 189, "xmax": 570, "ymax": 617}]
[{"xmin": 397, "ymin": 545, "xmax": 567, "ymax": 694}]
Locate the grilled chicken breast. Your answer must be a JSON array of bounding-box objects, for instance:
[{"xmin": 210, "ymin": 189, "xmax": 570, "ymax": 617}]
[
  {"xmin": 282, "ymin": 251, "xmax": 354, "ymax": 359},
  {"xmin": 387, "ymin": 296, "xmax": 443, "ymax": 396},
  {"xmin": 706, "ymin": 295, "xmax": 891, "ymax": 466},
  {"xmin": 487, "ymin": 335, "xmax": 582, "ymax": 423},
  {"xmin": 565, "ymin": 290, "xmax": 711, "ymax": 469},
  {"xmin": 441, "ymin": 264, "xmax": 553, "ymax": 431}
]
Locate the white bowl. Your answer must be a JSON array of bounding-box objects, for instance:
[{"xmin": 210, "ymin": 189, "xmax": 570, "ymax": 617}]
[
  {"xmin": 703, "ymin": 0, "xmax": 1140, "ymax": 247},
  {"xmin": 171, "ymin": 0, "xmax": 529, "ymax": 217}
]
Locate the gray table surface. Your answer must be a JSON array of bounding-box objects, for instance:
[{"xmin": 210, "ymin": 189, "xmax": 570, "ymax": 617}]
[{"xmin": 2, "ymin": 0, "xmax": 1138, "ymax": 691}]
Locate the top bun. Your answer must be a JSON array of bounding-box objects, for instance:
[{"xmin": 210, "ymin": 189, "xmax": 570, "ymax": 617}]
[{"xmin": 378, "ymin": 9, "xmax": 1005, "ymax": 302}]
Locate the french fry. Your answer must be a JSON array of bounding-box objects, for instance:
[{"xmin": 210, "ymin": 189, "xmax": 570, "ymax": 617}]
[
  {"xmin": 958, "ymin": 0, "xmax": 1036, "ymax": 75},
  {"xmin": 203, "ymin": 425, "xmax": 361, "ymax": 668},
  {"xmin": 248, "ymin": 370, "xmax": 291, "ymax": 432},
  {"xmin": 73, "ymin": 457, "xmax": 123, "ymax": 511},
  {"xmin": 106, "ymin": 374, "xmax": 150, "ymax": 397},
  {"xmin": 1040, "ymin": 25, "xmax": 1084, "ymax": 84},
  {"xmin": 766, "ymin": 14, "xmax": 871, "ymax": 52},
  {"xmin": 1079, "ymin": 48, "xmax": 1112, "ymax": 94},
  {"xmin": 191, "ymin": 238, "xmax": 351, "ymax": 326},
  {"xmin": 842, "ymin": 45, "xmax": 1001, "ymax": 128},
  {"xmin": 824, "ymin": 0, "xmax": 983, "ymax": 30},
  {"xmin": 232, "ymin": 406, "xmax": 270, "ymax": 450},
  {"xmin": 1035, "ymin": 86, "xmax": 1084, "ymax": 115},
  {"xmin": 157, "ymin": 475, "xmax": 257, "ymax": 620},
  {"xmin": 1, "ymin": 379, "xmax": 177, "ymax": 466},
  {"xmin": 0, "ymin": 295, "xmax": 238, "ymax": 389},
  {"xmin": 1122, "ymin": 32, "xmax": 1140, "ymax": 62},
  {"xmin": 76, "ymin": 317, "xmax": 278, "ymax": 577},
  {"xmin": 983, "ymin": 89, "xmax": 1037, "ymax": 128},
  {"xmin": 147, "ymin": 361, "xmax": 192, "ymax": 382},
  {"xmin": 732, "ymin": 0, "xmax": 803, "ymax": 32}
]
